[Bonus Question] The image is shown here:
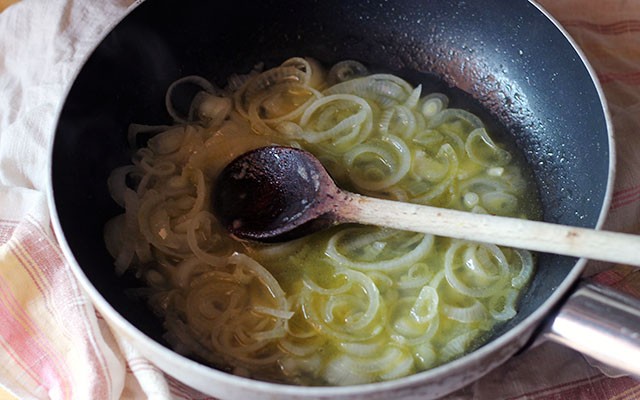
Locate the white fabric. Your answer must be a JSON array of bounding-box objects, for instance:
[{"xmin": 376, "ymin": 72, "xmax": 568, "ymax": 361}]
[{"xmin": 0, "ymin": 0, "xmax": 137, "ymax": 191}]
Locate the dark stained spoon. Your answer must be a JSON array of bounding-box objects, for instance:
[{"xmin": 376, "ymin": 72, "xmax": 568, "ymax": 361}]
[{"xmin": 212, "ymin": 146, "xmax": 640, "ymax": 266}]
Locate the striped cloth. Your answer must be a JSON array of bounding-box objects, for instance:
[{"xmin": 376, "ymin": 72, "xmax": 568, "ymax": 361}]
[{"xmin": 0, "ymin": 0, "xmax": 638, "ymax": 399}]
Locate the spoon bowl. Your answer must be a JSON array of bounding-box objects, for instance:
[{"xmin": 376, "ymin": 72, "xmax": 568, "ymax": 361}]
[{"xmin": 213, "ymin": 146, "xmax": 341, "ymax": 242}]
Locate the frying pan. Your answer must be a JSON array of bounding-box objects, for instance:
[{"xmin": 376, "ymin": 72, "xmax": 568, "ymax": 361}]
[{"xmin": 48, "ymin": 0, "xmax": 640, "ymax": 398}]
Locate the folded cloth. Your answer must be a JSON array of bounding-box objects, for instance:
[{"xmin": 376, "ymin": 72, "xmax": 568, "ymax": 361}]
[
  {"xmin": 0, "ymin": 0, "xmax": 638, "ymax": 399},
  {"xmin": 0, "ymin": 1, "xmax": 181, "ymax": 398}
]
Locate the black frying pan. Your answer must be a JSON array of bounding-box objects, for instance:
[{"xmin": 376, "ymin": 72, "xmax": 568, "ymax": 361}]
[{"xmin": 49, "ymin": 0, "xmax": 631, "ymax": 398}]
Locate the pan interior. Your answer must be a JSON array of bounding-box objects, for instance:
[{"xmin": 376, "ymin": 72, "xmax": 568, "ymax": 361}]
[{"xmin": 51, "ymin": 0, "xmax": 610, "ymax": 378}]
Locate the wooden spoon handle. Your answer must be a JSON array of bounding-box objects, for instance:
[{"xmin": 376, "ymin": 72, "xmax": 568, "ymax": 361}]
[{"xmin": 339, "ymin": 193, "xmax": 640, "ymax": 267}]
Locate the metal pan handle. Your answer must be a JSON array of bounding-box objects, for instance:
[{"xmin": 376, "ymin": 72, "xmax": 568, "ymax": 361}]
[{"xmin": 544, "ymin": 282, "xmax": 640, "ymax": 378}]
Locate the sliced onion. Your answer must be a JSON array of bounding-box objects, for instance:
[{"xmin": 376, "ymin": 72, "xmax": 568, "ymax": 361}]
[
  {"xmin": 444, "ymin": 240, "xmax": 510, "ymax": 298},
  {"xmin": 427, "ymin": 108, "xmax": 484, "ymax": 131},
  {"xmin": 404, "ymin": 85, "xmax": 422, "ymax": 109},
  {"xmin": 323, "ymin": 346, "xmax": 414, "ymax": 385},
  {"xmin": 443, "ymin": 300, "xmax": 488, "ymax": 323},
  {"xmin": 301, "ymin": 269, "xmax": 382, "ymax": 340},
  {"xmin": 390, "ymin": 296, "xmax": 440, "ymax": 344},
  {"xmin": 511, "ymin": 249, "xmax": 534, "ymax": 289},
  {"xmin": 344, "ymin": 134, "xmax": 411, "ymax": 191},
  {"xmin": 465, "ymin": 127, "xmax": 512, "ymax": 167},
  {"xmin": 420, "ymin": 93, "xmax": 449, "ymax": 118},
  {"xmin": 411, "ymin": 143, "xmax": 459, "ymax": 204},
  {"xmin": 326, "ymin": 60, "xmax": 369, "ymax": 84},
  {"xmin": 326, "ymin": 228, "xmax": 434, "ymax": 272},
  {"xmin": 299, "ymin": 93, "xmax": 373, "ymax": 148},
  {"xmin": 489, "ymin": 289, "xmax": 519, "ymax": 321},
  {"xmin": 107, "ymin": 166, "xmax": 137, "ymax": 208},
  {"xmin": 439, "ymin": 330, "xmax": 479, "ymax": 362},
  {"xmin": 165, "ymin": 75, "xmax": 218, "ymax": 123},
  {"xmin": 379, "ymin": 105, "xmax": 417, "ymax": 139}
]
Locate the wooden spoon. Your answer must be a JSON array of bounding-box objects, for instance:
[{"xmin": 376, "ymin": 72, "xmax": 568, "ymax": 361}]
[{"xmin": 212, "ymin": 145, "xmax": 640, "ymax": 266}]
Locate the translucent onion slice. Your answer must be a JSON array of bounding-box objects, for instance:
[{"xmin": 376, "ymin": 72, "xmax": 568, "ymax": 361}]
[
  {"xmin": 234, "ymin": 65, "xmax": 308, "ymax": 119},
  {"xmin": 338, "ymin": 337, "xmax": 388, "ymax": 356},
  {"xmin": 460, "ymin": 170, "xmax": 526, "ymax": 196},
  {"xmin": 481, "ymin": 191, "xmax": 519, "ymax": 215},
  {"xmin": 462, "ymin": 243, "xmax": 509, "ymax": 281},
  {"xmin": 247, "ymin": 83, "xmax": 321, "ymax": 136},
  {"xmin": 107, "ymin": 166, "xmax": 137, "ymax": 208},
  {"xmin": 165, "ymin": 75, "xmax": 218, "ymax": 123},
  {"xmin": 249, "ymin": 239, "xmax": 305, "ymax": 261},
  {"xmin": 186, "ymin": 280, "xmax": 245, "ymax": 334},
  {"xmin": 413, "ymin": 342, "xmax": 437, "ymax": 370},
  {"xmin": 489, "ymin": 288, "xmax": 519, "ymax": 321},
  {"xmin": 174, "ymin": 256, "xmax": 209, "ymax": 289},
  {"xmin": 279, "ymin": 353, "xmax": 324, "ymax": 379},
  {"xmin": 147, "ymin": 126, "xmax": 187, "ymax": 155},
  {"xmin": 326, "ymin": 60, "xmax": 369, "ymax": 85},
  {"xmin": 104, "ymin": 214, "xmax": 134, "ymax": 275},
  {"xmin": 185, "ymin": 211, "xmax": 229, "ymax": 267},
  {"xmin": 420, "ymin": 93, "xmax": 449, "ymax": 118},
  {"xmin": 465, "ymin": 127, "xmax": 512, "ymax": 167},
  {"xmin": 279, "ymin": 336, "xmax": 323, "ymax": 357},
  {"xmin": 324, "ymin": 73, "xmax": 414, "ymax": 108},
  {"xmin": 511, "ymin": 249, "xmax": 534, "ymax": 289},
  {"xmin": 397, "ymin": 262, "xmax": 433, "ymax": 289},
  {"xmin": 323, "ymin": 346, "xmax": 414, "ymax": 386},
  {"xmin": 411, "ymin": 128, "xmax": 443, "ymax": 148},
  {"xmin": 344, "ymin": 134, "xmax": 411, "ymax": 191},
  {"xmin": 138, "ymin": 155, "xmax": 176, "ymax": 177},
  {"xmin": 189, "ymin": 92, "xmax": 232, "ymax": 128},
  {"xmin": 127, "ymin": 123, "xmax": 172, "ymax": 149},
  {"xmin": 326, "ymin": 228, "xmax": 434, "ymax": 272},
  {"xmin": 378, "ymin": 105, "xmax": 417, "ymax": 139},
  {"xmin": 137, "ymin": 190, "xmax": 189, "ymax": 255},
  {"xmin": 180, "ymin": 168, "xmax": 207, "ymax": 221},
  {"xmin": 228, "ymin": 252, "xmax": 288, "ymax": 310},
  {"xmin": 404, "ymin": 85, "xmax": 422, "ymax": 109},
  {"xmin": 411, "ymin": 285, "xmax": 440, "ymax": 324},
  {"xmin": 299, "ymin": 93, "xmax": 373, "ymax": 148},
  {"xmin": 410, "ymin": 143, "xmax": 459, "ymax": 204},
  {"xmin": 439, "ymin": 330, "xmax": 479, "ymax": 362},
  {"xmin": 444, "ymin": 240, "xmax": 510, "ymax": 298},
  {"xmin": 427, "ymin": 108, "xmax": 484, "ymax": 131},
  {"xmin": 442, "ymin": 300, "xmax": 488, "ymax": 323},
  {"xmin": 390, "ymin": 295, "xmax": 440, "ymax": 344},
  {"xmin": 301, "ymin": 269, "xmax": 382, "ymax": 340},
  {"xmin": 281, "ymin": 57, "xmax": 326, "ymax": 89}
]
